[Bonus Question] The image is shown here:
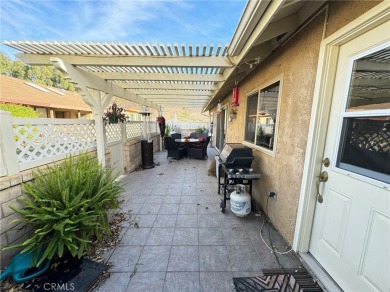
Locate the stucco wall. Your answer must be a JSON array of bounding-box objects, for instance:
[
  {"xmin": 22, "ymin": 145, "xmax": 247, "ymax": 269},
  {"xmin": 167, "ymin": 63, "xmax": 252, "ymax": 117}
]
[{"xmin": 217, "ymin": 1, "xmax": 381, "ymax": 244}]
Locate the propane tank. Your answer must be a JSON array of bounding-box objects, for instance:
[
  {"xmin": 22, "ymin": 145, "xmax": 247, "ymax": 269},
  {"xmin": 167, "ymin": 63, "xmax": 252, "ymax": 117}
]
[{"xmin": 230, "ymin": 184, "xmax": 251, "ymax": 217}]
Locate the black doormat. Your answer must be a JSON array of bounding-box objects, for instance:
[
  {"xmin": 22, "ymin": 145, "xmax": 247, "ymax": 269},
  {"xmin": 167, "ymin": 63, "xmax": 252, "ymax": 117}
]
[
  {"xmin": 233, "ymin": 268, "xmax": 323, "ymax": 292},
  {"xmin": 22, "ymin": 253, "xmax": 108, "ymax": 292}
]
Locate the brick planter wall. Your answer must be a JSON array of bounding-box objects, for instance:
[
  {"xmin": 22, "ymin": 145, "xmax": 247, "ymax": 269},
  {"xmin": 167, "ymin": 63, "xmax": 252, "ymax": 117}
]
[{"xmin": 123, "ymin": 134, "xmax": 161, "ymax": 173}]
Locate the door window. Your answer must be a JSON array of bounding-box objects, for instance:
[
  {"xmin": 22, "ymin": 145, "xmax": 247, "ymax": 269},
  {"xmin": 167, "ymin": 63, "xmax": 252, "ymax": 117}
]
[{"xmin": 336, "ymin": 46, "xmax": 390, "ymax": 183}]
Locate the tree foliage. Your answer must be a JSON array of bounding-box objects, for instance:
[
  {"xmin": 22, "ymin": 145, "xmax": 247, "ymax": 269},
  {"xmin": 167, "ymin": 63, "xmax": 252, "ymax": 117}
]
[
  {"xmin": 1, "ymin": 53, "xmax": 75, "ymax": 91},
  {"xmin": 0, "ymin": 103, "xmax": 39, "ymax": 118}
]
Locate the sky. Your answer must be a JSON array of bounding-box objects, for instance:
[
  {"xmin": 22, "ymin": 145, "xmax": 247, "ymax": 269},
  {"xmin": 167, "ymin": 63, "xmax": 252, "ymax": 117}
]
[{"xmin": 0, "ymin": 0, "xmax": 247, "ymax": 58}]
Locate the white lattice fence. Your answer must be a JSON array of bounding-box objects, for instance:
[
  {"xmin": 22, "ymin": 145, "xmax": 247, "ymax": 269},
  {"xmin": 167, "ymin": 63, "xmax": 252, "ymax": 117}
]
[
  {"xmin": 169, "ymin": 122, "xmax": 208, "ymax": 130},
  {"xmin": 149, "ymin": 121, "xmax": 158, "ymax": 133},
  {"xmin": 12, "ymin": 118, "xmax": 96, "ymax": 170},
  {"xmin": 126, "ymin": 121, "xmax": 143, "ymax": 139},
  {"xmin": 105, "ymin": 123, "xmax": 122, "ymax": 143}
]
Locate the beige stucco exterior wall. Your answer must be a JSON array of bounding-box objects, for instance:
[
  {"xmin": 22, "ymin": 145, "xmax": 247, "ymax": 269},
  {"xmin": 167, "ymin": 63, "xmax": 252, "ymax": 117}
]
[{"xmin": 215, "ymin": 1, "xmax": 381, "ymax": 244}]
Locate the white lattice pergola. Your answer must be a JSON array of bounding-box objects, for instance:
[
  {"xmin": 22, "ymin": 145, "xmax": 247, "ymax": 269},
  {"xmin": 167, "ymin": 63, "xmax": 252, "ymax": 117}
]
[
  {"xmin": 3, "ymin": 0, "xmax": 327, "ymax": 165},
  {"xmin": 4, "ymin": 42, "xmax": 231, "ymax": 110}
]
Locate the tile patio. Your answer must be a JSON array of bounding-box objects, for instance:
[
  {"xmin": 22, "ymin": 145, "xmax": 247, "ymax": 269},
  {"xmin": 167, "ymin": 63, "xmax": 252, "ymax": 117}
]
[{"xmin": 94, "ymin": 147, "xmax": 302, "ymax": 292}]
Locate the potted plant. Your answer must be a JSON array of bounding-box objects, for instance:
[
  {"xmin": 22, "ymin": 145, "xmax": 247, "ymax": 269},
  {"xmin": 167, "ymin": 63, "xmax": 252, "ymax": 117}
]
[
  {"xmin": 156, "ymin": 116, "xmax": 166, "ymax": 138},
  {"xmin": 4, "ymin": 153, "xmax": 123, "ymax": 266},
  {"xmin": 195, "ymin": 126, "xmax": 206, "ymax": 134},
  {"xmin": 165, "ymin": 124, "xmax": 172, "ymax": 137},
  {"xmin": 103, "ymin": 102, "xmax": 128, "ymax": 124}
]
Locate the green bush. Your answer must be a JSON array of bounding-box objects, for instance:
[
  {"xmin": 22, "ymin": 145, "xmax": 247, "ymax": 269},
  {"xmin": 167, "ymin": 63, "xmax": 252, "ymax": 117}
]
[
  {"xmin": 5, "ymin": 153, "xmax": 123, "ymax": 266},
  {"xmin": 0, "ymin": 103, "xmax": 39, "ymax": 118},
  {"xmin": 165, "ymin": 124, "xmax": 172, "ymax": 137},
  {"xmin": 196, "ymin": 126, "xmax": 206, "ymax": 133},
  {"xmin": 0, "ymin": 103, "xmax": 39, "ymax": 141}
]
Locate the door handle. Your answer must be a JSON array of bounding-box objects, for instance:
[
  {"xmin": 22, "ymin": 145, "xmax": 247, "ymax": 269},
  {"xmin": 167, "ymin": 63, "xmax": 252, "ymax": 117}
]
[{"xmin": 316, "ymin": 171, "xmax": 328, "ymax": 203}]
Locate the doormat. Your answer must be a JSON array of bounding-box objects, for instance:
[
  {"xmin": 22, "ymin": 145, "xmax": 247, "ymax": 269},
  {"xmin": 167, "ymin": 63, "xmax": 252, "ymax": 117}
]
[
  {"xmin": 233, "ymin": 268, "xmax": 323, "ymax": 292},
  {"xmin": 22, "ymin": 253, "xmax": 108, "ymax": 292}
]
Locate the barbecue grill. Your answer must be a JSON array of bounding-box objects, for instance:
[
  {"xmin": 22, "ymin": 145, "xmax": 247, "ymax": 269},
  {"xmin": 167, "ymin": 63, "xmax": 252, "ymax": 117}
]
[
  {"xmin": 218, "ymin": 143, "xmax": 254, "ymax": 168},
  {"xmin": 216, "ymin": 143, "xmax": 261, "ymax": 213}
]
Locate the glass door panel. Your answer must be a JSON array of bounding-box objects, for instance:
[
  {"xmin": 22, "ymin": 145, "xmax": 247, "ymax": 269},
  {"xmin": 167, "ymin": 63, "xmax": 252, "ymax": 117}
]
[{"xmin": 336, "ymin": 46, "xmax": 390, "ymax": 183}]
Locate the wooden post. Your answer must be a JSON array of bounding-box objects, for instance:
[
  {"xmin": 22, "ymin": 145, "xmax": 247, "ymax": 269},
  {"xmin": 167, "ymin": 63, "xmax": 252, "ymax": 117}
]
[
  {"xmin": 94, "ymin": 111, "xmax": 106, "ymax": 167},
  {"xmin": 0, "ymin": 111, "xmax": 19, "ymax": 176}
]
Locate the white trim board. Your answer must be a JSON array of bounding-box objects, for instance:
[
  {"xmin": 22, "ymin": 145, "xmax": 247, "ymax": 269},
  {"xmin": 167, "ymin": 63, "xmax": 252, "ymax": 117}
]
[{"xmin": 299, "ymin": 252, "xmax": 343, "ymax": 292}]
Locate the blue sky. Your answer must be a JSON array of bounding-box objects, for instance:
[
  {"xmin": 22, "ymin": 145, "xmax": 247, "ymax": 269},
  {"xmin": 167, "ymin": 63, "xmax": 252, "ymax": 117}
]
[{"xmin": 0, "ymin": 0, "xmax": 247, "ymax": 58}]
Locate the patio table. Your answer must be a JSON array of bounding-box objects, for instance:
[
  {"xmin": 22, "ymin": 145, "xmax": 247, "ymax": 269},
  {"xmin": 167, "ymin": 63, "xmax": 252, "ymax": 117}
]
[
  {"xmin": 174, "ymin": 138, "xmax": 199, "ymax": 143},
  {"xmin": 174, "ymin": 138, "xmax": 201, "ymax": 157}
]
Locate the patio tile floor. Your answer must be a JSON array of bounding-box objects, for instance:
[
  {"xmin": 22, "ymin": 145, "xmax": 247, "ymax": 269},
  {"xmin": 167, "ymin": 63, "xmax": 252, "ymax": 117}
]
[{"xmin": 93, "ymin": 148, "xmax": 303, "ymax": 291}]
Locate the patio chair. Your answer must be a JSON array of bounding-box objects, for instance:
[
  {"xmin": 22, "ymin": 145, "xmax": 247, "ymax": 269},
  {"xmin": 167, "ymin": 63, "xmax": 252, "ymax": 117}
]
[
  {"xmin": 164, "ymin": 136, "xmax": 187, "ymax": 160},
  {"xmin": 188, "ymin": 136, "xmax": 210, "ymax": 160},
  {"xmin": 189, "ymin": 132, "xmax": 200, "ymax": 139},
  {"xmin": 171, "ymin": 133, "xmax": 182, "ymax": 139},
  {"xmin": 198, "ymin": 133, "xmax": 208, "ymax": 140}
]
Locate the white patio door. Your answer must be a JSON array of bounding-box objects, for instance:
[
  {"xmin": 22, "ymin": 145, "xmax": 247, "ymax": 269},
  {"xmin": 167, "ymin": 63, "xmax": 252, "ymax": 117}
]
[
  {"xmin": 215, "ymin": 108, "xmax": 227, "ymax": 151},
  {"xmin": 309, "ymin": 21, "xmax": 389, "ymax": 292}
]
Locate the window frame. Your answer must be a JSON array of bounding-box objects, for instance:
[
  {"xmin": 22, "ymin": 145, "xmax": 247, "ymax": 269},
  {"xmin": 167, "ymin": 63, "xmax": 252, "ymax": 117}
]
[
  {"xmin": 242, "ymin": 76, "xmax": 283, "ymax": 157},
  {"xmin": 333, "ymin": 43, "xmax": 390, "ymax": 185}
]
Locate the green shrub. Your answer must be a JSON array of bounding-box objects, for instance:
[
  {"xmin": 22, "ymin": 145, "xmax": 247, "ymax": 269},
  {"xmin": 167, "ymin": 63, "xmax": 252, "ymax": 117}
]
[
  {"xmin": 0, "ymin": 103, "xmax": 39, "ymax": 141},
  {"xmin": 5, "ymin": 153, "xmax": 123, "ymax": 266},
  {"xmin": 196, "ymin": 126, "xmax": 206, "ymax": 133},
  {"xmin": 165, "ymin": 124, "xmax": 172, "ymax": 137},
  {"xmin": 0, "ymin": 103, "xmax": 39, "ymax": 118}
]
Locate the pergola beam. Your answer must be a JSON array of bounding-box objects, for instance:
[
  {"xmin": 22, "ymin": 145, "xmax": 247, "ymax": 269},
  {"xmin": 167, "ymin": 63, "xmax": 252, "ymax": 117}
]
[
  {"xmin": 50, "ymin": 58, "xmax": 115, "ymax": 167},
  {"xmin": 147, "ymin": 97, "xmax": 210, "ymax": 101},
  {"xmin": 118, "ymin": 82, "xmax": 219, "ymax": 91},
  {"xmin": 352, "ymin": 78, "xmax": 390, "ymax": 87},
  {"xmin": 50, "ymin": 57, "xmax": 159, "ymax": 110},
  {"xmin": 149, "ymin": 99, "xmax": 206, "ymax": 104},
  {"xmin": 92, "ymin": 72, "xmax": 224, "ymax": 82},
  {"xmin": 153, "ymin": 101, "xmax": 207, "ymax": 105},
  {"xmin": 132, "ymin": 91, "xmax": 214, "ymax": 96},
  {"xmin": 355, "ymin": 60, "xmax": 390, "ymax": 72},
  {"xmin": 16, "ymin": 53, "xmax": 233, "ymax": 68}
]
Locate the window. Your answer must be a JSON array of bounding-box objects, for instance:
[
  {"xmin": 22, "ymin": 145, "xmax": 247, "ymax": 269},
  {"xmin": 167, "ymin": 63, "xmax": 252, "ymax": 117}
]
[
  {"xmin": 336, "ymin": 46, "xmax": 390, "ymax": 183},
  {"xmin": 244, "ymin": 81, "xmax": 281, "ymax": 153}
]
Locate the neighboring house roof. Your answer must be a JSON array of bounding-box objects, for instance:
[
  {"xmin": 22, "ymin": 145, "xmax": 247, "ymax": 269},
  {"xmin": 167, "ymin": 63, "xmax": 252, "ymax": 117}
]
[{"xmin": 0, "ymin": 75, "xmax": 91, "ymax": 112}]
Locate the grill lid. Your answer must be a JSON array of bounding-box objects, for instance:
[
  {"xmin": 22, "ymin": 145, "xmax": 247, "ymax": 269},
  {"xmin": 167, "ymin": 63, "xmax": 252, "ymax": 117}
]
[{"xmin": 219, "ymin": 143, "xmax": 254, "ymax": 168}]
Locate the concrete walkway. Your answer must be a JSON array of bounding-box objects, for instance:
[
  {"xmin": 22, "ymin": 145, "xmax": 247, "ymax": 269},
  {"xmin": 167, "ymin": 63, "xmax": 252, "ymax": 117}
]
[{"xmin": 94, "ymin": 148, "xmax": 302, "ymax": 292}]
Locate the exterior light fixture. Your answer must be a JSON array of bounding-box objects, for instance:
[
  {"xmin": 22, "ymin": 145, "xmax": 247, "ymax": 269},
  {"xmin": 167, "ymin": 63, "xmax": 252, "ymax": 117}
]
[
  {"xmin": 216, "ymin": 100, "xmax": 222, "ymax": 114},
  {"xmin": 229, "ymin": 108, "xmax": 237, "ymax": 123},
  {"xmin": 244, "ymin": 57, "xmax": 261, "ymax": 69}
]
